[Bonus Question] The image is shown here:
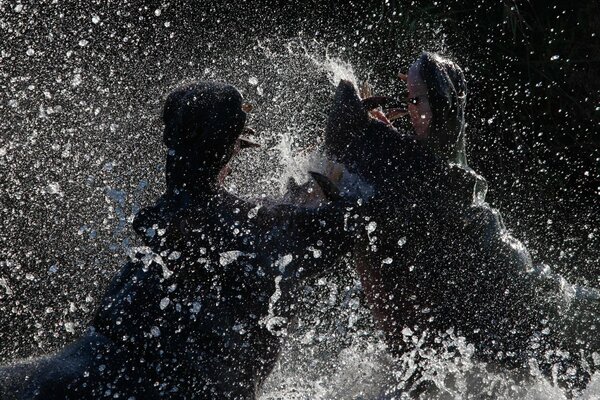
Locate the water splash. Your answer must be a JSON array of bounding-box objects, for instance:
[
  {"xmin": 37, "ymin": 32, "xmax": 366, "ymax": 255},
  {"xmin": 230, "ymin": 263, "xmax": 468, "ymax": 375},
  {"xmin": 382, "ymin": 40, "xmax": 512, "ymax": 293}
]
[
  {"xmin": 298, "ymin": 41, "xmax": 359, "ymax": 88},
  {"xmin": 2, "ymin": 25, "xmax": 598, "ymax": 398},
  {"xmin": 221, "ymin": 39, "xmax": 362, "ymax": 198}
]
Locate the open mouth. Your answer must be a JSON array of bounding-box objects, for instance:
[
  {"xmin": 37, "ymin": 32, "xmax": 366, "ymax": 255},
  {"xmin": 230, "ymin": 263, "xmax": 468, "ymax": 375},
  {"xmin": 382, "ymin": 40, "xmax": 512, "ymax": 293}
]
[
  {"xmin": 218, "ymin": 104, "xmax": 261, "ymax": 186},
  {"xmin": 363, "ymin": 97, "xmax": 408, "ymax": 126},
  {"xmin": 238, "ymin": 128, "xmax": 260, "ymax": 150},
  {"xmin": 359, "ymin": 82, "xmax": 408, "ymax": 126},
  {"xmin": 239, "ymin": 103, "xmax": 260, "ymax": 149}
]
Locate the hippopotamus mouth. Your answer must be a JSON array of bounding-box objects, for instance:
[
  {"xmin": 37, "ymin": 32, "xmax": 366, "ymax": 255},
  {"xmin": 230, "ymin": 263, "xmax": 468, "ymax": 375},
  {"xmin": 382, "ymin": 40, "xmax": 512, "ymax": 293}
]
[
  {"xmin": 359, "ymin": 83, "xmax": 408, "ymax": 126},
  {"xmin": 218, "ymin": 103, "xmax": 261, "ymax": 185},
  {"xmin": 368, "ymin": 105, "xmax": 407, "ymax": 126},
  {"xmin": 281, "ymin": 81, "xmax": 414, "ymax": 204}
]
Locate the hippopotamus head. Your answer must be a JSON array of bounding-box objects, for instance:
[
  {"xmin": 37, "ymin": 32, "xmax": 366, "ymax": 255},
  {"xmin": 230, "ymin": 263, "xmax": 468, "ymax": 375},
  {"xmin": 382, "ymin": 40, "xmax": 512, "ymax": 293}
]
[
  {"xmin": 324, "ymin": 79, "xmax": 421, "ymax": 192},
  {"xmin": 162, "ymin": 81, "xmax": 254, "ymax": 194},
  {"xmin": 323, "ymin": 57, "xmax": 476, "ymax": 207},
  {"xmin": 325, "ymin": 51, "xmax": 470, "ymax": 171},
  {"xmin": 408, "ymin": 52, "xmax": 468, "ymax": 165}
]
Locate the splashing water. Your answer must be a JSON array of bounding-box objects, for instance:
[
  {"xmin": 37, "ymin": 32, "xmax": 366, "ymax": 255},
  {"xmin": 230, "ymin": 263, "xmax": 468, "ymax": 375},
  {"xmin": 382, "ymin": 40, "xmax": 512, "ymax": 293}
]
[
  {"xmin": 222, "ymin": 41, "xmax": 600, "ymax": 400},
  {"xmin": 226, "ymin": 39, "xmax": 360, "ymax": 198},
  {"xmin": 302, "ymin": 43, "xmax": 359, "ymax": 88},
  {"xmin": 2, "ymin": 29, "xmax": 599, "ymax": 398}
]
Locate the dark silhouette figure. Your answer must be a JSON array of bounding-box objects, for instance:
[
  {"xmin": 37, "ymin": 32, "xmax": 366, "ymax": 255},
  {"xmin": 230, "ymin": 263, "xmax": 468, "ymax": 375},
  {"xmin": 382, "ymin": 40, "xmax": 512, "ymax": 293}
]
[
  {"xmin": 0, "ymin": 82, "xmax": 353, "ymax": 399},
  {"xmin": 106, "ymin": 82, "xmax": 353, "ymax": 399},
  {"xmin": 324, "ymin": 53, "xmax": 599, "ymax": 395},
  {"xmin": 101, "ymin": 81, "xmax": 355, "ymax": 398}
]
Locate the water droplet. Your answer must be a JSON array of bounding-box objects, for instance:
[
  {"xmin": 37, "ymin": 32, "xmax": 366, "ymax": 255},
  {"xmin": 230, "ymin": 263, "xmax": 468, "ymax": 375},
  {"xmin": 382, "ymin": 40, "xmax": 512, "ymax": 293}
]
[
  {"xmin": 190, "ymin": 301, "xmax": 201, "ymax": 314},
  {"xmin": 71, "ymin": 73, "xmax": 82, "ymax": 87},
  {"xmin": 91, "ymin": 15, "xmax": 100, "ymax": 24},
  {"xmin": 247, "ymin": 205, "xmax": 260, "ymax": 219},
  {"xmin": 542, "ymin": 327, "xmax": 551, "ymax": 335},
  {"xmin": 159, "ymin": 297, "xmax": 170, "ymax": 310},
  {"xmin": 220, "ymin": 250, "xmax": 252, "ymax": 266},
  {"xmin": 248, "ymin": 76, "xmax": 258, "ymax": 85},
  {"xmin": 366, "ymin": 221, "xmax": 377, "ymax": 234},
  {"xmin": 308, "ymin": 246, "xmax": 321, "ymax": 258},
  {"xmin": 0, "ymin": 278, "xmax": 12, "ymax": 296},
  {"xmin": 26, "ymin": 48, "xmax": 34, "ymax": 56},
  {"xmin": 64, "ymin": 322, "xmax": 75, "ymax": 334},
  {"xmin": 154, "ymin": 9, "xmax": 162, "ymax": 16},
  {"xmin": 47, "ymin": 182, "xmax": 62, "ymax": 195},
  {"xmin": 550, "ymin": 55, "xmax": 560, "ymax": 61}
]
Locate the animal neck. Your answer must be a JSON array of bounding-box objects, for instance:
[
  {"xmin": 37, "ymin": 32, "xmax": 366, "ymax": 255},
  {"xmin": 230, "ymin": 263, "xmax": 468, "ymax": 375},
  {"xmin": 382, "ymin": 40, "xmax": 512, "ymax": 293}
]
[{"xmin": 165, "ymin": 150, "xmax": 222, "ymax": 197}]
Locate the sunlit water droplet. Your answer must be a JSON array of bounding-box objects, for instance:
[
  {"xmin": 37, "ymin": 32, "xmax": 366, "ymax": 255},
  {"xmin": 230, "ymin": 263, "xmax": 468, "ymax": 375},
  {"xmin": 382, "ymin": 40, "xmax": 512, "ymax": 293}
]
[
  {"xmin": 159, "ymin": 297, "xmax": 170, "ymax": 310},
  {"xmin": 64, "ymin": 322, "xmax": 75, "ymax": 334}
]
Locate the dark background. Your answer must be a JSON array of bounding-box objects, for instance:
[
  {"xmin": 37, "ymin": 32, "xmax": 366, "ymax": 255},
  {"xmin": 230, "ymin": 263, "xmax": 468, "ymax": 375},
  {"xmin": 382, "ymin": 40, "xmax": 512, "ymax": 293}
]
[{"xmin": 1, "ymin": 0, "xmax": 598, "ymax": 362}]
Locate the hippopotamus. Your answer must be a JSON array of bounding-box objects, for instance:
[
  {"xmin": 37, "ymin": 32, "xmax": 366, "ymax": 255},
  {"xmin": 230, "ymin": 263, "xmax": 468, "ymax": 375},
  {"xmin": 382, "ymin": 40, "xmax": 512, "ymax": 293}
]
[
  {"xmin": 0, "ymin": 81, "xmax": 354, "ymax": 399},
  {"xmin": 323, "ymin": 52, "xmax": 600, "ymax": 394},
  {"xmin": 118, "ymin": 82, "xmax": 354, "ymax": 399}
]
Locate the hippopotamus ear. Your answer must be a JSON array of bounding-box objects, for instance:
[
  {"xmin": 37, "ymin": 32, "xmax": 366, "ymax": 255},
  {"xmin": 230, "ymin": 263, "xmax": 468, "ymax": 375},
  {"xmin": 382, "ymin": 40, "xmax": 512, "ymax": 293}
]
[{"xmin": 162, "ymin": 87, "xmax": 204, "ymax": 149}]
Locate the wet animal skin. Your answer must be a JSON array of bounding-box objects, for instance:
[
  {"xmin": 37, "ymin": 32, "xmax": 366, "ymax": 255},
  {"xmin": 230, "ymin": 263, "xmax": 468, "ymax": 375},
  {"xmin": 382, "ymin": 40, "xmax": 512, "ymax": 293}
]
[{"xmin": 0, "ymin": 82, "xmax": 354, "ymax": 399}]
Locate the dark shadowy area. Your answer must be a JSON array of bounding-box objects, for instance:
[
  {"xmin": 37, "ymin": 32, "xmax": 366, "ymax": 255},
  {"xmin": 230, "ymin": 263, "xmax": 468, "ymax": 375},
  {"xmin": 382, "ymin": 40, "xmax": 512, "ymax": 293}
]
[{"xmin": 0, "ymin": 0, "xmax": 597, "ymax": 364}]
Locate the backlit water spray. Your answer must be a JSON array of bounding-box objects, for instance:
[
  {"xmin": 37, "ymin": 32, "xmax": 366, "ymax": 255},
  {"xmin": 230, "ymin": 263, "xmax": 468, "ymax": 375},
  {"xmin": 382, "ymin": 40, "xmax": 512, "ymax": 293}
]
[
  {"xmin": 1, "ymin": 27, "xmax": 598, "ymax": 399},
  {"xmin": 225, "ymin": 41, "xmax": 600, "ymax": 400}
]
